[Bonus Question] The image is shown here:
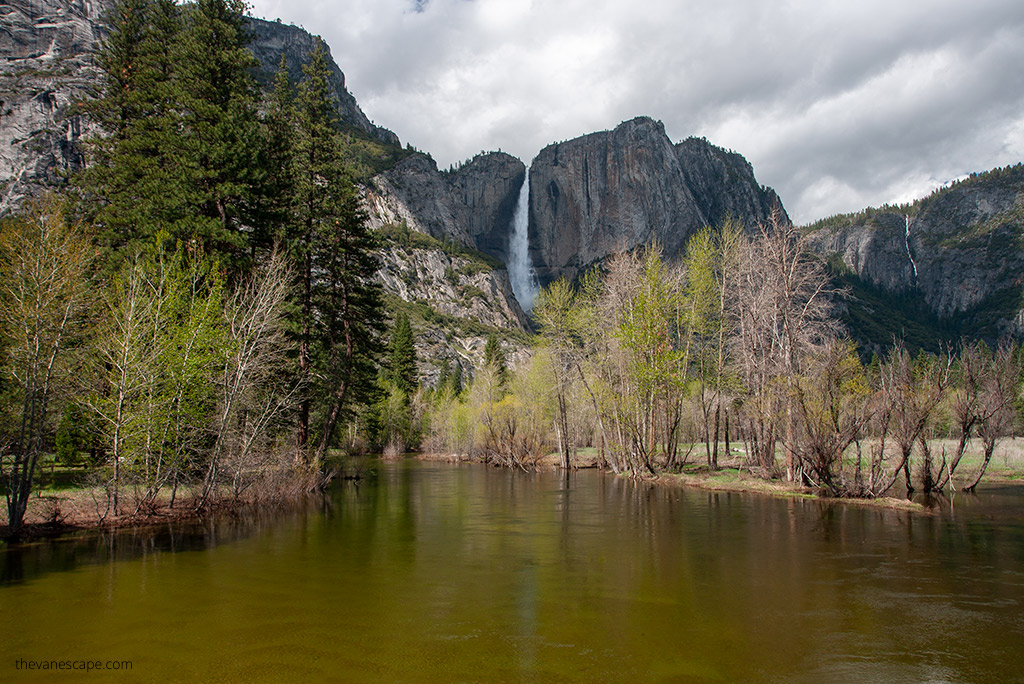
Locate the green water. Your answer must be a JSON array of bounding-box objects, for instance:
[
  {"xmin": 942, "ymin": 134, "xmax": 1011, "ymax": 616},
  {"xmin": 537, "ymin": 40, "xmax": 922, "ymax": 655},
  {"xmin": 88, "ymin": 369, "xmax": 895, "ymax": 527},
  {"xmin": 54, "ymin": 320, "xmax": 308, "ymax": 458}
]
[{"xmin": 2, "ymin": 461, "xmax": 1023, "ymax": 682}]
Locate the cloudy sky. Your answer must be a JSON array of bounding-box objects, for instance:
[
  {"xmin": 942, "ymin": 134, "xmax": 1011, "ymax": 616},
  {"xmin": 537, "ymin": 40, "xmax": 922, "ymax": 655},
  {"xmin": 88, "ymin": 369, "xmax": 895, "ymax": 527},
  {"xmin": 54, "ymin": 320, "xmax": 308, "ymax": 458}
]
[{"xmin": 247, "ymin": 0, "xmax": 1024, "ymax": 224}]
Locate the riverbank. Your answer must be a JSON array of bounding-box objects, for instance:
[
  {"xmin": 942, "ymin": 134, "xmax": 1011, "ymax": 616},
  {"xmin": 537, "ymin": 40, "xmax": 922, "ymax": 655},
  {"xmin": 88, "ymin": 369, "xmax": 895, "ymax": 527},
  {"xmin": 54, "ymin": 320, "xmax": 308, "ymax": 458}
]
[
  {"xmin": 651, "ymin": 468, "xmax": 926, "ymax": 512},
  {"xmin": 419, "ymin": 436, "xmax": 1024, "ymax": 511},
  {"xmin": 0, "ymin": 460, "xmax": 342, "ymax": 542}
]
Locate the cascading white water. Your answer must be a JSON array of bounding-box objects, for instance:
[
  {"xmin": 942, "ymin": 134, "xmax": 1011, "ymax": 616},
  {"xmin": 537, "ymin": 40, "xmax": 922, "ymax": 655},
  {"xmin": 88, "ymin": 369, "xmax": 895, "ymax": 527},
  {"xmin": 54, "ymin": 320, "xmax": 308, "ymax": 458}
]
[
  {"xmin": 507, "ymin": 169, "xmax": 539, "ymax": 311},
  {"xmin": 904, "ymin": 214, "xmax": 919, "ymax": 282}
]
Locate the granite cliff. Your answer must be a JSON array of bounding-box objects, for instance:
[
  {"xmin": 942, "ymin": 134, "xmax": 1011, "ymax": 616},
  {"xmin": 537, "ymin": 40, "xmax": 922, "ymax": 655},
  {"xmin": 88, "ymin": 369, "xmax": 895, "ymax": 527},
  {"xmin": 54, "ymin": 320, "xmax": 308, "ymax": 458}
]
[
  {"xmin": 805, "ymin": 164, "xmax": 1024, "ymax": 347},
  {"xmin": 528, "ymin": 117, "xmax": 786, "ymax": 285},
  {"xmin": 363, "ymin": 151, "xmax": 524, "ymax": 260},
  {"xmin": 0, "ymin": 0, "xmax": 103, "ymax": 211}
]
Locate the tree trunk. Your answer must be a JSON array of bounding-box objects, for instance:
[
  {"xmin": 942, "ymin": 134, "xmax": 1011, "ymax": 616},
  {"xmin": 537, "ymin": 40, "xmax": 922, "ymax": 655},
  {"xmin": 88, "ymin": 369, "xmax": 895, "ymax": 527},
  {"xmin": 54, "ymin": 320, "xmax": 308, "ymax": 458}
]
[
  {"xmin": 723, "ymin": 408, "xmax": 730, "ymax": 464},
  {"xmin": 963, "ymin": 439, "xmax": 996, "ymax": 492},
  {"xmin": 711, "ymin": 401, "xmax": 720, "ymax": 471}
]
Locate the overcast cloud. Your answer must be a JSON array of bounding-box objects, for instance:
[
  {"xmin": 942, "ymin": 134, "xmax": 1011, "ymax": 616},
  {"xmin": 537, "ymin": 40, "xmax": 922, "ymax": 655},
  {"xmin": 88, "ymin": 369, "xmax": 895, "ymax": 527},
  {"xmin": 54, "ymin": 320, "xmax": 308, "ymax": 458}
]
[{"xmin": 247, "ymin": 0, "xmax": 1024, "ymax": 224}]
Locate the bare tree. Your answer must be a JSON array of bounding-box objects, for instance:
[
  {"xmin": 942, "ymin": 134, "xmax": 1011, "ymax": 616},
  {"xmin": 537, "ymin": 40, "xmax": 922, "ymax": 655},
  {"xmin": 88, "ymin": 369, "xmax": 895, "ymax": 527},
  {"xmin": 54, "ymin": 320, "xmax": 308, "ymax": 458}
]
[
  {"xmin": 874, "ymin": 343, "xmax": 950, "ymax": 496},
  {"xmin": 790, "ymin": 340, "xmax": 873, "ymax": 495},
  {"xmin": 0, "ymin": 198, "xmax": 93, "ymax": 537},
  {"xmin": 963, "ymin": 342, "xmax": 1019, "ymax": 492},
  {"xmin": 733, "ymin": 212, "xmax": 836, "ymax": 480},
  {"xmin": 199, "ymin": 249, "xmax": 297, "ymax": 508}
]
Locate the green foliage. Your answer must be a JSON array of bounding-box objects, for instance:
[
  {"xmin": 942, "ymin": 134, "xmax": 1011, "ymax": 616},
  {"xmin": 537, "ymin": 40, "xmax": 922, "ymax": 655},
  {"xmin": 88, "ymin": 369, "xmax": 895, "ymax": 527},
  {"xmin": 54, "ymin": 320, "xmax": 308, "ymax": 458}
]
[
  {"xmin": 376, "ymin": 221, "xmax": 503, "ymax": 271},
  {"xmin": 830, "ymin": 264, "xmax": 1021, "ymax": 356},
  {"xmin": 386, "ymin": 312, "xmax": 418, "ymax": 395},
  {"xmin": 272, "ymin": 38, "xmax": 385, "ymax": 460},
  {"xmin": 78, "ymin": 0, "xmax": 262, "ymax": 276},
  {"xmin": 90, "ymin": 238, "xmax": 228, "ymax": 500},
  {"xmin": 0, "ymin": 198, "xmax": 94, "ymax": 533},
  {"xmin": 483, "ymin": 333, "xmax": 508, "ymax": 388}
]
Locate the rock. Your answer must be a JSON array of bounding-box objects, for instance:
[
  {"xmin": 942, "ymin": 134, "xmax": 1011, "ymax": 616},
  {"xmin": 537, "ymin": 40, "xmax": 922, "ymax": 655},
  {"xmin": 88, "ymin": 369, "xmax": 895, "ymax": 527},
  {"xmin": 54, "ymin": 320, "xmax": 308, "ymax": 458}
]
[
  {"xmin": 363, "ymin": 151, "xmax": 525, "ymax": 258},
  {"xmin": 674, "ymin": 136, "xmax": 787, "ymax": 230},
  {"xmin": 448, "ymin": 152, "xmax": 525, "ymax": 263},
  {"xmin": 805, "ymin": 164, "xmax": 1024, "ymax": 339},
  {"xmin": 246, "ymin": 18, "xmax": 399, "ymax": 146},
  {"xmin": 528, "ymin": 116, "xmax": 784, "ymax": 285},
  {"xmin": 0, "ymin": 0, "xmax": 106, "ymax": 210},
  {"xmin": 364, "ymin": 154, "xmax": 467, "ymax": 242}
]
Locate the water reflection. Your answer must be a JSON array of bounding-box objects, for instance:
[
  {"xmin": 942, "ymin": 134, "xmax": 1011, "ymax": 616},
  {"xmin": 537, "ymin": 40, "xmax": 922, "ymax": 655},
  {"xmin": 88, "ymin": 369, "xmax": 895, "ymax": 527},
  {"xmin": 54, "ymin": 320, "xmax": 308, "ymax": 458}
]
[
  {"xmin": 1, "ymin": 461, "xmax": 1022, "ymax": 681},
  {"xmin": 1, "ymin": 500, "xmax": 323, "ymax": 587}
]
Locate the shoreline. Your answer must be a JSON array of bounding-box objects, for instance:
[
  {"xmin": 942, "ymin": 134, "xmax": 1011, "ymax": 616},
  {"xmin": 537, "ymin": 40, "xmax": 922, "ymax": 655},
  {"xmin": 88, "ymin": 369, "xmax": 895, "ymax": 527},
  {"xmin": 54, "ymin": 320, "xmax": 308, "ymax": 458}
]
[
  {"xmin": 6, "ymin": 451, "xmax": 1021, "ymax": 541},
  {"xmin": 1, "ymin": 478, "xmax": 332, "ymax": 544},
  {"xmin": 416, "ymin": 450, "xmax": 1023, "ymax": 512}
]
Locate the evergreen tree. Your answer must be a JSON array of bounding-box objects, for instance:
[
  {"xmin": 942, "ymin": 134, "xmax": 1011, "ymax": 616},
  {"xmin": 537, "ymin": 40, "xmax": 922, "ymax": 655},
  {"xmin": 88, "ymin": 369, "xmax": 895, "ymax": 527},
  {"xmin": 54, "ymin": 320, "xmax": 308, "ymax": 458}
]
[
  {"xmin": 286, "ymin": 39, "xmax": 384, "ymax": 461},
  {"xmin": 79, "ymin": 0, "xmax": 261, "ymax": 275},
  {"xmin": 77, "ymin": 0, "xmax": 184, "ymax": 271},
  {"xmin": 387, "ymin": 312, "xmax": 417, "ymax": 395},
  {"xmin": 437, "ymin": 358, "xmax": 451, "ymax": 393},
  {"xmin": 172, "ymin": 0, "xmax": 262, "ymax": 271},
  {"xmin": 483, "ymin": 333, "xmax": 507, "ymax": 387},
  {"xmin": 451, "ymin": 362, "xmax": 464, "ymax": 396},
  {"xmin": 251, "ymin": 55, "xmax": 296, "ymax": 256}
]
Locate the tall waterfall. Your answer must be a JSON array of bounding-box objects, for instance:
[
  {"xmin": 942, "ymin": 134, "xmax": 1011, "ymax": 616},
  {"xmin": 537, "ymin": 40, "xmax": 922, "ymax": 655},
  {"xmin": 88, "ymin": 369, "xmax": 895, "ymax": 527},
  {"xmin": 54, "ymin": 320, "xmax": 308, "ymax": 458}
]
[{"xmin": 507, "ymin": 170, "xmax": 539, "ymax": 311}]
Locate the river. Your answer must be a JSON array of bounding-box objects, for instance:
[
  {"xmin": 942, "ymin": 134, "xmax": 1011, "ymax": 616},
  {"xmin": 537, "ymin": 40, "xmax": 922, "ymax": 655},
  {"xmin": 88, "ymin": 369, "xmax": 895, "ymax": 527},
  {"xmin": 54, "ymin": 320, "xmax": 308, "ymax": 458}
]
[{"xmin": 2, "ymin": 461, "xmax": 1023, "ymax": 681}]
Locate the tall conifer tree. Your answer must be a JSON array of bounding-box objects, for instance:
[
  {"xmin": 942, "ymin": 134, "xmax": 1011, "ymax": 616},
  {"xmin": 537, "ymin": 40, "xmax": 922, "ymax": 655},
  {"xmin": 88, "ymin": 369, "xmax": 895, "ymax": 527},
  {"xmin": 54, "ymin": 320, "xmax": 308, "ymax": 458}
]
[
  {"xmin": 288, "ymin": 39, "xmax": 383, "ymax": 459},
  {"xmin": 387, "ymin": 312, "xmax": 417, "ymax": 395},
  {"xmin": 173, "ymin": 0, "xmax": 261, "ymax": 271}
]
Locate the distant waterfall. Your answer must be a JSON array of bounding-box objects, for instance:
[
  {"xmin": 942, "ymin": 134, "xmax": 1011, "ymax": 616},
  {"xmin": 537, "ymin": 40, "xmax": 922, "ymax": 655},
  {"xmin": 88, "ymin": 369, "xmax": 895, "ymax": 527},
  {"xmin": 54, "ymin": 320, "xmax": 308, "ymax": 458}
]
[
  {"xmin": 507, "ymin": 170, "xmax": 539, "ymax": 311},
  {"xmin": 904, "ymin": 214, "xmax": 919, "ymax": 282}
]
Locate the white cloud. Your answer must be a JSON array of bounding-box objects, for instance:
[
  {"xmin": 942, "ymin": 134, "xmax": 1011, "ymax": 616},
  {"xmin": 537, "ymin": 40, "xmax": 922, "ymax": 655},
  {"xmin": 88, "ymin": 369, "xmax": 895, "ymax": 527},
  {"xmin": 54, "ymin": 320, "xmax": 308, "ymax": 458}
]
[{"xmin": 248, "ymin": 0, "xmax": 1024, "ymax": 223}]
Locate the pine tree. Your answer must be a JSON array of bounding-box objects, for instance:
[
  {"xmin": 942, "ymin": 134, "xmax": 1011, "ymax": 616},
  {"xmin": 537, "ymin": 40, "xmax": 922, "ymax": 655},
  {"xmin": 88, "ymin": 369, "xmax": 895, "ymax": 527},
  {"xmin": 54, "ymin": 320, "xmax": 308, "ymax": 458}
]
[
  {"xmin": 172, "ymin": 0, "xmax": 261, "ymax": 272},
  {"xmin": 387, "ymin": 312, "xmax": 417, "ymax": 395},
  {"xmin": 451, "ymin": 363, "xmax": 464, "ymax": 396},
  {"xmin": 77, "ymin": 0, "xmax": 184, "ymax": 271},
  {"xmin": 251, "ymin": 55, "xmax": 296, "ymax": 256},
  {"xmin": 483, "ymin": 333, "xmax": 507, "ymax": 387},
  {"xmin": 287, "ymin": 38, "xmax": 384, "ymax": 461}
]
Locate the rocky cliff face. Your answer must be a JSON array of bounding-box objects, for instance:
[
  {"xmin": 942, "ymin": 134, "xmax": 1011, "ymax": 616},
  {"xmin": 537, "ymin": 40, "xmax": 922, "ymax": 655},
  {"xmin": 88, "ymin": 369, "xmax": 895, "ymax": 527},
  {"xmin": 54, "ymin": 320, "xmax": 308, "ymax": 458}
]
[
  {"xmin": 528, "ymin": 117, "xmax": 786, "ymax": 285},
  {"xmin": 361, "ymin": 151, "xmax": 531, "ymax": 361},
  {"xmin": 806, "ymin": 164, "xmax": 1024, "ymax": 340},
  {"xmin": 0, "ymin": 0, "xmax": 105, "ymax": 210},
  {"xmin": 246, "ymin": 19, "xmax": 398, "ymax": 146},
  {"xmin": 363, "ymin": 151, "xmax": 525, "ymax": 258},
  {"xmin": 447, "ymin": 152, "xmax": 525, "ymax": 263},
  {"xmin": 0, "ymin": 0, "xmax": 398, "ymax": 214}
]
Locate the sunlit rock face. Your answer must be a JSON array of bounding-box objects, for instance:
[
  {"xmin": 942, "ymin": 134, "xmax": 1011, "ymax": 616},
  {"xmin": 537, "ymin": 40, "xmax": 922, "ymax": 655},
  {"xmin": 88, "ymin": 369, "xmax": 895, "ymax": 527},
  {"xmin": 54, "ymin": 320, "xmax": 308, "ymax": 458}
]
[{"xmin": 528, "ymin": 116, "xmax": 785, "ymax": 286}]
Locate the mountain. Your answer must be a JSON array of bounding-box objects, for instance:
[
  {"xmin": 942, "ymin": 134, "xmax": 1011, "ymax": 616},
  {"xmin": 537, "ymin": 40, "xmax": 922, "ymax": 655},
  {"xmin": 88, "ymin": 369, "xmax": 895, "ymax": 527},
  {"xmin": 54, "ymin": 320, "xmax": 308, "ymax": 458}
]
[
  {"xmin": 9, "ymin": 1, "xmax": 1019, "ymax": 373},
  {"xmin": 0, "ymin": 0, "xmax": 528, "ymax": 381},
  {"xmin": 804, "ymin": 164, "xmax": 1024, "ymax": 351},
  {"xmin": 528, "ymin": 117, "xmax": 787, "ymax": 285}
]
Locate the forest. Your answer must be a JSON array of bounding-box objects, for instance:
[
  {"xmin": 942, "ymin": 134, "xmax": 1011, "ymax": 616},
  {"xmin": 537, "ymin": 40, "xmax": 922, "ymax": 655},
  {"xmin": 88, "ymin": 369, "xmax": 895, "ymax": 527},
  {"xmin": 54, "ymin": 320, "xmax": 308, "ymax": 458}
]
[
  {"xmin": 406, "ymin": 219, "xmax": 1022, "ymax": 500},
  {"xmin": 1, "ymin": 0, "xmax": 384, "ymax": 538}
]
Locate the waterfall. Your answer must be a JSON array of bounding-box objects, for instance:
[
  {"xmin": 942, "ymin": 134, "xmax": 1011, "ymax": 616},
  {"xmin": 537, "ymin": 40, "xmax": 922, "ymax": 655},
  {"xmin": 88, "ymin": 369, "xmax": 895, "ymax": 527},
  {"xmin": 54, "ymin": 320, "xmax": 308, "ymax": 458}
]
[
  {"xmin": 904, "ymin": 214, "xmax": 918, "ymax": 282},
  {"xmin": 507, "ymin": 170, "xmax": 539, "ymax": 311}
]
